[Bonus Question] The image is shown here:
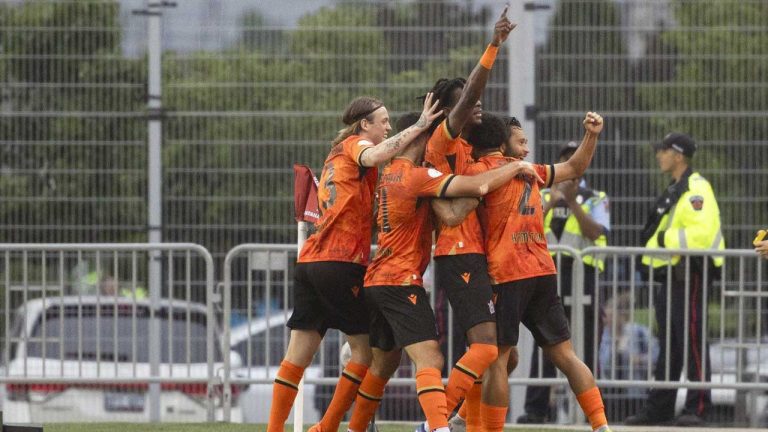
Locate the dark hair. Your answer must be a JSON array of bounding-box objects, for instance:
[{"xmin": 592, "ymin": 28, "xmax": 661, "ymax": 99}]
[
  {"xmin": 504, "ymin": 116, "xmax": 522, "ymax": 129},
  {"xmin": 396, "ymin": 112, "xmax": 421, "ymax": 132},
  {"xmin": 332, "ymin": 96, "xmax": 384, "ymax": 146},
  {"xmin": 466, "ymin": 113, "xmax": 509, "ymax": 151},
  {"xmin": 422, "ymin": 77, "xmax": 466, "ymax": 134}
]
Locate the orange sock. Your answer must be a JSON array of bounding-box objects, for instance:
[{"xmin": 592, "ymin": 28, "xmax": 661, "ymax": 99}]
[
  {"xmin": 464, "ymin": 379, "xmax": 482, "ymax": 432},
  {"xmin": 415, "ymin": 368, "xmax": 449, "ymax": 430},
  {"xmin": 267, "ymin": 360, "xmax": 305, "ymax": 432},
  {"xmin": 348, "ymin": 372, "xmax": 388, "ymax": 432},
  {"xmin": 319, "ymin": 361, "xmax": 368, "ymax": 432},
  {"xmin": 480, "ymin": 403, "xmax": 507, "ymax": 432},
  {"xmin": 445, "ymin": 343, "xmax": 498, "ymax": 413},
  {"xmin": 576, "ymin": 386, "xmax": 608, "ymax": 430}
]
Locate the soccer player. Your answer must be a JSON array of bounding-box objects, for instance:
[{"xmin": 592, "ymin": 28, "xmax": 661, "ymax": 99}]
[
  {"xmin": 268, "ymin": 94, "xmax": 441, "ymax": 432},
  {"xmin": 465, "ymin": 112, "xmax": 612, "ymax": 432},
  {"xmin": 345, "ymin": 113, "xmax": 541, "ymax": 432},
  {"xmin": 416, "ymin": 8, "xmax": 514, "ymax": 432}
]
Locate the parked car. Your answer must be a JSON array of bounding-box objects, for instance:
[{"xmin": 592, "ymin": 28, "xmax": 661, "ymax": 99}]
[{"xmin": 1, "ymin": 296, "xmax": 241, "ymax": 423}]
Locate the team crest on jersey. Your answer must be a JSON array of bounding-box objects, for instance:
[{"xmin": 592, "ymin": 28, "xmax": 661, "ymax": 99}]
[
  {"xmin": 427, "ymin": 168, "xmax": 443, "ymax": 178},
  {"xmin": 690, "ymin": 195, "xmax": 704, "ymax": 211},
  {"xmin": 351, "ymin": 285, "xmax": 360, "ymax": 298}
]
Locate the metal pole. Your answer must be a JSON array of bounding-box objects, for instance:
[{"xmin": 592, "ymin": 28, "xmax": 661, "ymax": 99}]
[
  {"xmin": 147, "ymin": 0, "xmax": 163, "ymax": 423},
  {"xmin": 293, "ymin": 222, "xmax": 308, "ymax": 432},
  {"xmin": 507, "ymin": 0, "xmax": 537, "ymax": 161}
]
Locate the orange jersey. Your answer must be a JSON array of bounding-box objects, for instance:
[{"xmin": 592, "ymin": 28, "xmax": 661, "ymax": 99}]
[
  {"xmin": 466, "ymin": 153, "xmax": 556, "ymax": 284},
  {"xmin": 424, "ymin": 120, "xmax": 485, "ymax": 257},
  {"xmin": 364, "ymin": 158, "xmax": 455, "ymax": 287},
  {"xmin": 299, "ymin": 135, "xmax": 378, "ymax": 265}
]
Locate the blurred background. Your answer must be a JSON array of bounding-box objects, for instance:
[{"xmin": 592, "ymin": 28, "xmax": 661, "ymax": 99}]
[{"xmin": 2, "ymin": 0, "xmax": 767, "ymax": 257}]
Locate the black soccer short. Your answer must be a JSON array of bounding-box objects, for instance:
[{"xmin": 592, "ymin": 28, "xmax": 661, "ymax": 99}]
[
  {"xmin": 435, "ymin": 254, "xmax": 495, "ymax": 334},
  {"xmin": 364, "ymin": 285, "xmax": 439, "ymax": 352},
  {"xmin": 287, "ymin": 261, "xmax": 369, "ymax": 336},
  {"xmin": 493, "ymin": 274, "xmax": 570, "ymax": 347}
]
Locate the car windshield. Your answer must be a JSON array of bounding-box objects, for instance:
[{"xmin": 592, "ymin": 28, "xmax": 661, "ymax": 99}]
[{"xmin": 25, "ymin": 303, "xmax": 221, "ymax": 363}]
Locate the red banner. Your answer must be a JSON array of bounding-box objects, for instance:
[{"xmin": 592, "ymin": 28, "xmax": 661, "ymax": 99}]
[{"xmin": 293, "ymin": 164, "xmax": 320, "ymax": 223}]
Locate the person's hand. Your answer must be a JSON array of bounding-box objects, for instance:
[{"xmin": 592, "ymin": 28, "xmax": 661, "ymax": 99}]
[
  {"xmin": 583, "ymin": 111, "xmax": 604, "ymax": 134},
  {"xmin": 491, "ymin": 5, "xmax": 515, "ymax": 46},
  {"xmin": 511, "ymin": 160, "xmax": 544, "ymax": 184},
  {"xmin": 414, "ymin": 92, "xmax": 441, "ymax": 130},
  {"xmin": 756, "ymin": 240, "xmax": 768, "ymax": 259},
  {"xmin": 559, "ymin": 179, "xmax": 579, "ymax": 204}
]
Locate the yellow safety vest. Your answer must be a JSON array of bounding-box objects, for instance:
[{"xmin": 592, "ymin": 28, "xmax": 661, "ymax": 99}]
[
  {"xmin": 543, "ymin": 189, "xmax": 608, "ymax": 271},
  {"xmin": 642, "ymin": 171, "xmax": 725, "ymax": 268}
]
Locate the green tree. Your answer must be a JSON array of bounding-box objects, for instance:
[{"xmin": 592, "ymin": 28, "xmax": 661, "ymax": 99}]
[
  {"xmin": 0, "ymin": 1, "xmax": 146, "ymax": 243},
  {"xmin": 636, "ymin": 0, "xmax": 768, "ymax": 247}
]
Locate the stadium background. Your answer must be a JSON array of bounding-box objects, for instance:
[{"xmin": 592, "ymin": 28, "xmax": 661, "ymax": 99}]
[{"xmin": 2, "ymin": 0, "xmax": 766, "ymax": 257}]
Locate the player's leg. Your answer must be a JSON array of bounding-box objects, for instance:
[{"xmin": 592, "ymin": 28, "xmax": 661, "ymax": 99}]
[
  {"xmin": 347, "ymin": 347, "xmax": 401, "ymax": 432},
  {"xmin": 268, "ymin": 263, "xmax": 328, "ymax": 432},
  {"xmin": 315, "ymin": 334, "xmax": 372, "ymax": 432},
  {"xmin": 268, "ymin": 329, "xmax": 323, "ymax": 432},
  {"xmin": 439, "ymin": 254, "xmax": 498, "ymax": 414},
  {"xmin": 479, "ymin": 281, "xmax": 524, "ymax": 432},
  {"xmin": 300, "ymin": 262, "xmax": 370, "ymax": 432},
  {"xmin": 525, "ymin": 275, "xmax": 609, "ymax": 432},
  {"xmin": 543, "ymin": 340, "xmax": 609, "ymax": 431},
  {"xmin": 404, "ymin": 339, "xmax": 450, "ymax": 432},
  {"xmin": 479, "ymin": 344, "xmax": 511, "ymax": 432}
]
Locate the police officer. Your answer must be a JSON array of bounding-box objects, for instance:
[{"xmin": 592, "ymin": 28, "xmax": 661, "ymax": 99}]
[
  {"xmin": 517, "ymin": 141, "xmax": 610, "ymax": 424},
  {"xmin": 625, "ymin": 133, "xmax": 724, "ymax": 427}
]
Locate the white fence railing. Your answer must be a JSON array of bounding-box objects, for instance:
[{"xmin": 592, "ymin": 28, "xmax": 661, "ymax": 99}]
[{"xmin": 2, "ymin": 243, "xmax": 767, "ymax": 426}]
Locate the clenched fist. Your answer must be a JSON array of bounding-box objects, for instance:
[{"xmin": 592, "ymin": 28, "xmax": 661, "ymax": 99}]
[{"xmin": 583, "ymin": 112, "xmax": 604, "ymax": 134}]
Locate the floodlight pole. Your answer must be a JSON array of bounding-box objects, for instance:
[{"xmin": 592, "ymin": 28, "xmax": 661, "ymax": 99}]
[{"xmin": 147, "ymin": 0, "xmax": 163, "ymax": 423}]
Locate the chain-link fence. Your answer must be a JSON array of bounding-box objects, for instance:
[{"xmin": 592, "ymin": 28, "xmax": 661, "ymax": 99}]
[{"xmin": 2, "ymin": 0, "xmax": 767, "ymax": 254}]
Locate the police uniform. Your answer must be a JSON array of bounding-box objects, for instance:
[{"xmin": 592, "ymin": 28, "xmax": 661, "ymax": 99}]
[
  {"xmin": 632, "ymin": 133, "xmax": 725, "ymax": 424},
  {"xmin": 521, "ymin": 179, "xmax": 610, "ymax": 420}
]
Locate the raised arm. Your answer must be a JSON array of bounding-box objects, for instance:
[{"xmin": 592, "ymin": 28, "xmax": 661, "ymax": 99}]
[
  {"xmin": 552, "ymin": 112, "xmax": 603, "ymax": 184},
  {"xmin": 446, "ymin": 6, "xmax": 514, "ymax": 136},
  {"xmin": 359, "ymin": 93, "xmax": 441, "ymax": 167},
  {"xmin": 444, "ymin": 160, "xmax": 543, "ymax": 198},
  {"xmin": 431, "ymin": 197, "xmax": 480, "ymax": 227}
]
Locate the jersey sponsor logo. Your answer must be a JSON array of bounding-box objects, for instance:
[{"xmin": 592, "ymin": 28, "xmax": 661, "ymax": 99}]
[
  {"xmin": 408, "ymin": 293, "xmax": 418, "ymax": 305},
  {"xmin": 690, "ymin": 195, "xmax": 704, "ymax": 211},
  {"xmin": 510, "ymin": 231, "xmax": 546, "ymax": 244},
  {"xmin": 381, "ymin": 172, "xmax": 403, "ymax": 184},
  {"xmin": 461, "ymin": 272, "xmax": 471, "ymax": 284},
  {"xmin": 427, "ymin": 168, "xmax": 443, "ymax": 178},
  {"xmin": 351, "ymin": 285, "xmax": 360, "ymax": 298}
]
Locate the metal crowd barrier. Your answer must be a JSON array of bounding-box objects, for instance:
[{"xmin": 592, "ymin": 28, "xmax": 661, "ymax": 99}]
[
  {"xmin": 0, "ymin": 244, "xmax": 221, "ymax": 423},
  {"xmin": 3, "ymin": 243, "xmax": 766, "ymax": 426},
  {"xmin": 221, "ymin": 243, "xmax": 768, "ymax": 427}
]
